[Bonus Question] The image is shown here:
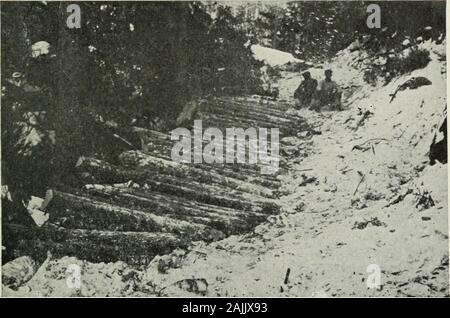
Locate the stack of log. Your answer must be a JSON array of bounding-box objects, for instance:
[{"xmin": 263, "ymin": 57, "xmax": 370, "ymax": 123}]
[{"xmin": 3, "ymin": 96, "xmax": 305, "ymax": 265}]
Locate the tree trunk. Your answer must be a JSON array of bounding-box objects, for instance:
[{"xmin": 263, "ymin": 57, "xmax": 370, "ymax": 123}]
[
  {"xmin": 52, "ymin": 3, "xmax": 90, "ymax": 183},
  {"xmin": 3, "ymin": 223, "xmax": 187, "ymax": 265},
  {"xmin": 44, "ymin": 190, "xmax": 225, "ymax": 242},
  {"xmin": 82, "ymin": 185, "xmax": 268, "ymax": 235},
  {"xmin": 118, "ymin": 150, "xmax": 279, "ymax": 193},
  {"xmin": 76, "ymin": 156, "xmax": 280, "ymax": 212}
]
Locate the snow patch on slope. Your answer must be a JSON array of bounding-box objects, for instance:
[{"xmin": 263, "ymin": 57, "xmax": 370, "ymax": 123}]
[{"xmin": 251, "ymin": 45, "xmax": 303, "ymax": 67}]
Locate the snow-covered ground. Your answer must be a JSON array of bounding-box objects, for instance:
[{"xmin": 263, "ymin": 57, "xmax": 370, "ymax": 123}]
[{"xmin": 2, "ymin": 41, "xmax": 448, "ymax": 297}]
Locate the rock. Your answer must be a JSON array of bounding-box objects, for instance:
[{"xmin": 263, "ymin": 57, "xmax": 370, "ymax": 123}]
[
  {"xmin": 27, "ymin": 196, "xmax": 48, "ymax": 227},
  {"xmin": 352, "ymin": 217, "xmax": 387, "ymax": 230},
  {"xmin": 351, "ymin": 198, "xmax": 368, "ymax": 210},
  {"xmin": 2, "ymin": 256, "xmax": 37, "ymax": 289},
  {"xmin": 364, "ymin": 191, "xmax": 384, "ymax": 201},
  {"xmin": 154, "ymin": 249, "xmax": 186, "ymax": 274},
  {"xmin": 429, "ymin": 116, "xmax": 447, "ymax": 165},
  {"xmin": 297, "ymin": 174, "xmax": 317, "ymax": 187},
  {"xmin": 324, "ymin": 184, "xmax": 338, "ymax": 193},
  {"xmin": 389, "ymin": 77, "xmax": 432, "ymax": 103},
  {"xmin": 294, "ymin": 202, "xmax": 306, "ymax": 213},
  {"xmin": 174, "ymin": 278, "xmax": 208, "ymax": 296}
]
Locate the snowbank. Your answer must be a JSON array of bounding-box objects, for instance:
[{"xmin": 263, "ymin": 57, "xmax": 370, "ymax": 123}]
[{"xmin": 251, "ymin": 45, "xmax": 302, "ymax": 67}]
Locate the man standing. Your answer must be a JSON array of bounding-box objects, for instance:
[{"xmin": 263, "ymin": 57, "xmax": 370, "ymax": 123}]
[
  {"xmin": 294, "ymin": 71, "xmax": 318, "ymax": 108},
  {"xmin": 311, "ymin": 69, "xmax": 342, "ymax": 111}
]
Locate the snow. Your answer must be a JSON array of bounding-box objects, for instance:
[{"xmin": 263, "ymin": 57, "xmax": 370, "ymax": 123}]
[
  {"xmin": 251, "ymin": 45, "xmax": 302, "ymax": 67},
  {"xmin": 26, "ymin": 196, "xmax": 48, "ymax": 227},
  {"xmin": 31, "ymin": 41, "xmax": 50, "ymax": 58}
]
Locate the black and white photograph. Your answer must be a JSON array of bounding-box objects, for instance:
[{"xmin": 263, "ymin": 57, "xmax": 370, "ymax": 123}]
[{"xmin": 0, "ymin": 0, "xmax": 448, "ymax": 299}]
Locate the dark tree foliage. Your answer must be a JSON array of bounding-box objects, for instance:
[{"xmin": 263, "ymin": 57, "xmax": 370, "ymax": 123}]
[
  {"xmin": 360, "ymin": 1, "xmax": 446, "ymax": 54},
  {"xmin": 240, "ymin": 1, "xmax": 445, "ymax": 62}
]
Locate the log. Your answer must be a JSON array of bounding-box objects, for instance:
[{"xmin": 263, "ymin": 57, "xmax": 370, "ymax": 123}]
[
  {"xmin": 196, "ymin": 110, "xmax": 299, "ymax": 135},
  {"xmin": 81, "ymin": 186, "xmax": 269, "ymax": 234},
  {"xmin": 198, "ymin": 105, "xmax": 297, "ymax": 127},
  {"xmin": 220, "ymin": 96, "xmax": 294, "ymax": 113},
  {"xmin": 76, "ymin": 156, "xmax": 280, "ymax": 211},
  {"xmin": 126, "ymin": 128, "xmax": 283, "ymax": 185},
  {"xmin": 118, "ymin": 151, "xmax": 280, "ymax": 192},
  {"xmin": 44, "ymin": 190, "xmax": 225, "ymax": 242},
  {"xmin": 214, "ymin": 99, "xmax": 296, "ymax": 120},
  {"xmin": 84, "ymin": 183, "xmax": 281, "ymax": 217},
  {"xmin": 186, "ymin": 96, "xmax": 297, "ymax": 120},
  {"xmin": 2, "ymin": 223, "xmax": 187, "ymax": 265}
]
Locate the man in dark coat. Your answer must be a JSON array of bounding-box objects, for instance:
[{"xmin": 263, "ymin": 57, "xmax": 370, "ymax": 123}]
[{"xmin": 294, "ymin": 71, "xmax": 318, "ymax": 108}]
